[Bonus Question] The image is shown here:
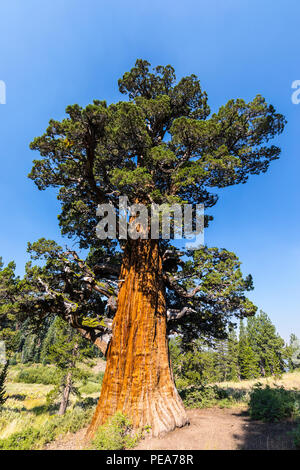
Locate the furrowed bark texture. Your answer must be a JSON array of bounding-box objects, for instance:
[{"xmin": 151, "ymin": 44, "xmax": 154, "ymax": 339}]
[{"xmin": 86, "ymin": 239, "xmax": 188, "ymax": 438}]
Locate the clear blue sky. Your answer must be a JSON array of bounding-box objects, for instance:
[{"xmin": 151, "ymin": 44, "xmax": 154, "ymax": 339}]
[{"xmin": 0, "ymin": 0, "xmax": 299, "ymax": 340}]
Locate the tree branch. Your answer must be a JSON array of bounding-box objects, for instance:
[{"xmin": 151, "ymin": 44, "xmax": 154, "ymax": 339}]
[
  {"xmin": 164, "ymin": 273, "xmax": 202, "ymax": 298},
  {"xmin": 167, "ymin": 306, "xmax": 196, "ymax": 321},
  {"xmin": 37, "ymin": 277, "xmax": 113, "ymax": 356}
]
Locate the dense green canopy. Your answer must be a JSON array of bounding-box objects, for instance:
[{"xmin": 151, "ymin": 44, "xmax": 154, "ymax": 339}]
[
  {"xmin": 29, "ymin": 59, "xmax": 286, "ymax": 247},
  {"xmin": 20, "ymin": 60, "xmax": 286, "ymax": 348}
]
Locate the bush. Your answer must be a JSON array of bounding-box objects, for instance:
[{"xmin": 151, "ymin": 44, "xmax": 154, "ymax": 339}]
[
  {"xmin": 91, "ymin": 412, "xmax": 141, "ymax": 450},
  {"xmin": 249, "ymin": 383, "xmax": 300, "ymax": 422},
  {"xmin": 14, "ymin": 366, "xmax": 59, "ymax": 385},
  {"xmin": 0, "ymin": 405, "xmax": 95, "ymax": 450},
  {"xmin": 179, "ymin": 385, "xmax": 248, "ymax": 409},
  {"xmin": 0, "ymin": 427, "xmax": 42, "ymax": 450},
  {"xmin": 179, "ymin": 385, "xmax": 219, "ymax": 408}
]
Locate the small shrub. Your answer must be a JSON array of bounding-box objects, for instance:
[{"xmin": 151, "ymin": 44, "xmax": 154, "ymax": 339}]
[
  {"xmin": 91, "ymin": 412, "xmax": 141, "ymax": 450},
  {"xmin": 179, "ymin": 385, "xmax": 219, "ymax": 408},
  {"xmin": 249, "ymin": 383, "xmax": 300, "ymax": 422},
  {"xmin": 0, "ymin": 427, "xmax": 42, "ymax": 450},
  {"xmin": 179, "ymin": 385, "xmax": 247, "ymax": 409},
  {"xmin": 14, "ymin": 366, "xmax": 59, "ymax": 385},
  {"xmin": 75, "ymin": 396, "xmax": 98, "ymax": 409}
]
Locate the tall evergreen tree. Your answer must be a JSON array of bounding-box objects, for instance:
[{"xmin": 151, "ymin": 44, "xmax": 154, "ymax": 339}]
[
  {"xmin": 0, "ymin": 258, "xmax": 20, "ymax": 357},
  {"xmin": 238, "ymin": 320, "xmax": 260, "ymax": 379},
  {"xmin": 288, "ymin": 334, "xmax": 300, "ymax": 371},
  {"xmin": 45, "ymin": 317, "xmax": 93, "ymax": 415},
  {"xmin": 247, "ymin": 311, "xmax": 285, "ymax": 377},
  {"xmin": 227, "ymin": 328, "xmax": 240, "ymax": 381},
  {"xmin": 40, "ymin": 317, "xmax": 57, "ymax": 365},
  {"xmin": 0, "ymin": 361, "xmax": 8, "ymax": 407},
  {"xmin": 26, "ymin": 59, "xmax": 285, "ymax": 436}
]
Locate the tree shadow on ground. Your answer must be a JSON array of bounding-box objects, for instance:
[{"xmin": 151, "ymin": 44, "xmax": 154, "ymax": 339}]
[{"xmin": 231, "ymin": 410, "xmax": 298, "ymax": 450}]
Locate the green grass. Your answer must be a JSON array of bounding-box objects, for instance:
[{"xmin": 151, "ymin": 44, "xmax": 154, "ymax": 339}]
[
  {"xmin": 2, "ymin": 365, "xmax": 299, "ymax": 449},
  {"xmin": 0, "ymin": 406, "xmax": 94, "ymax": 450},
  {"xmin": 0, "ymin": 363, "xmax": 103, "ymax": 449}
]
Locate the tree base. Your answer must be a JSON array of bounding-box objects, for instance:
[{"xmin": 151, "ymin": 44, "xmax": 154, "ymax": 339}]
[{"xmin": 86, "ymin": 239, "xmax": 188, "ymax": 439}]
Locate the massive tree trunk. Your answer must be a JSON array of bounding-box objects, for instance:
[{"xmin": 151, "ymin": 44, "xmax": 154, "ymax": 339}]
[{"xmin": 86, "ymin": 238, "xmax": 188, "ymax": 438}]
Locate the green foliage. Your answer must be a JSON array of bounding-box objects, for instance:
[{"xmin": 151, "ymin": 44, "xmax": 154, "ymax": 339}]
[
  {"xmin": 14, "ymin": 365, "xmax": 59, "ymax": 385},
  {"xmin": 18, "ymin": 59, "xmax": 286, "ymax": 401},
  {"xmin": 247, "ymin": 311, "xmax": 285, "ymax": 377},
  {"xmin": 0, "ymin": 361, "xmax": 8, "ymax": 406},
  {"xmin": 171, "ymin": 312, "xmax": 287, "ymax": 387},
  {"xmin": 0, "ymin": 258, "xmax": 20, "ymax": 355},
  {"xmin": 0, "ymin": 406, "xmax": 94, "ymax": 450},
  {"xmin": 287, "ymin": 334, "xmax": 300, "ymax": 371},
  {"xmin": 29, "ymin": 60, "xmax": 285, "ymax": 247},
  {"xmin": 179, "ymin": 385, "xmax": 248, "ymax": 409},
  {"xmin": 41, "ymin": 317, "xmax": 95, "ymax": 413},
  {"xmin": 79, "ymin": 381, "xmax": 101, "ymax": 395},
  {"xmin": 249, "ymin": 384, "xmax": 300, "ymax": 422},
  {"xmin": 25, "ymin": 59, "xmax": 286, "ymax": 344},
  {"xmin": 0, "ymin": 427, "xmax": 42, "ymax": 450},
  {"xmin": 238, "ymin": 320, "xmax": 260, "ymax": 380},
  {"xmin": 91, "ymin": 412, "xmax": 141, "ymax": 450}
]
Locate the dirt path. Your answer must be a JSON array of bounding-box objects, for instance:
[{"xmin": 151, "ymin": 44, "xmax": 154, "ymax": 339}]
[
  {"xmin": 44, "ymin": 406, "xmax": 296, "ymax": 450},
  {"xmin": 44, "ymin": 428, "xmax": 88, "ymax": 450}
]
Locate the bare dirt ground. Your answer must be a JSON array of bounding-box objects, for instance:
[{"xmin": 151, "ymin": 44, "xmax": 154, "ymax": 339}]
[
  {"xmin": 135, "ymin": 407, "xmax": 296, "ymax": 450},
  {"xmin": 44, "ymin": 406, "xmax": 297, "ymax": 450}
]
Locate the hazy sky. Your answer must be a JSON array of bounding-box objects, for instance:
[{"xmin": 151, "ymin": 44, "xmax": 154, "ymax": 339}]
[{"xmin": 0, "ymin": 0, "xmax": 299, "ymax": 340}]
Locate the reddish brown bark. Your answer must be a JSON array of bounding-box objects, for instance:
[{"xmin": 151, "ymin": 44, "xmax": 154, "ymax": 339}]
[{"xmin": 86, "ymin": 238, "xmax": 188, "ymax": 438}]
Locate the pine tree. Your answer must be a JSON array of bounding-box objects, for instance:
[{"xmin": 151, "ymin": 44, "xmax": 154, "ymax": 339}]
[
  {"xmin": 238, "ymin": 320, "xmax": 260, "ymax": 379},
  {"xmin": 45, "ymin": 317, "xmax": 93, "ymax": 415},
  {"xmin": 227, "ymin": 328, "xmax": 240, "ymax": 381},
  {"xmin": 288, "ymin": 334, "xmax": 300, "ymax": 371},
  {"xmin": 40, "ymin": 317, "xmax": 57, "ymax": 365},
  {"xmin": 247, "ymin": 311, "xmax": 285, "ymax": 377},
  {"xmin": 0, "ymin": 361, "xmax": 8, "ymax": 406},
  {"xmin": 0, "ymin": 258, "xmax": 20, "ymax": 357}
]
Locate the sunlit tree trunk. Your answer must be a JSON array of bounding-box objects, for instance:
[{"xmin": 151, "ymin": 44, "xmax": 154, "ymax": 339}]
[
  {"xmin": 86, "ymin": 239, "xmax": 188, "ymax": 438},
  {"xmin": 58, "ymin": 371, "xmax": 72, "ymax": 416}
]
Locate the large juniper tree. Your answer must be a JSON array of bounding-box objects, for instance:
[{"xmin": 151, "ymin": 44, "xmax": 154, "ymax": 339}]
[{"xmin": 27, "ymin": 60, "xmax": 285, "ymax": 436}]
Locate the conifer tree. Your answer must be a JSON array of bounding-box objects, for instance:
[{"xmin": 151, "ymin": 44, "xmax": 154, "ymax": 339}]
[
  {"xmin": 45, "ymin": 317, "xmax": 93, "ymax": 415},
  {"xmin": 227, "ymin": 328, "xmax": 240, "ymax": 381},
  {"xmin": 0, "ymin": 258, "xmax": 19, "ymax": 357},
  {"xmin": 287, "ymin": 334, "xmax": 300, "ymax": 371},
  {"xmin": 247, "ymin": 311, "xmax": 285, "ymax": 377},
  {"xmin": 40, "ymin": 318, "xmax": 57, "ymax": 365},
  {"xmin": 238, "ymin": 320, "xmax": 260, "ymax": 379},
  {"xmin": 26, "ymin": 59, "xmax": 285, "ymax": 436},
  {"xmin": 0, "ymin": 361, "xmax": 8, "ymax": 407}
]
